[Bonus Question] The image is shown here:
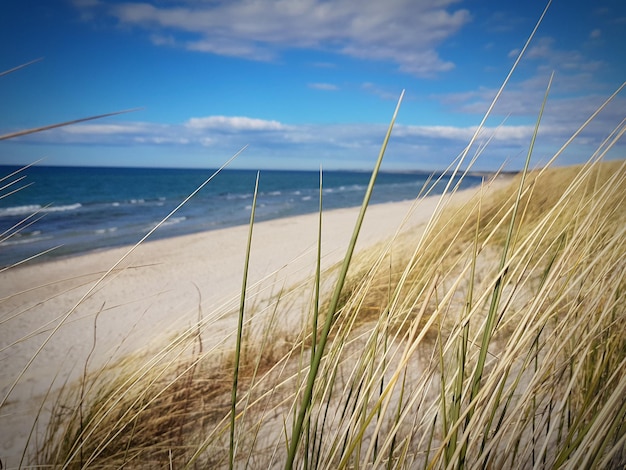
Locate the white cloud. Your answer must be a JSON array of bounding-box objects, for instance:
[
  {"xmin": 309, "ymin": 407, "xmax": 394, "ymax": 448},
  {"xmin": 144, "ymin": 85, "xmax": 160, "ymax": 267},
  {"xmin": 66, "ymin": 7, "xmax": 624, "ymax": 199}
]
[
  {"xmin": 75, "ymin": 0, "xmax": 471, "ymax": 77},
  {"xmin": 437, "ymin": 68, "xmax": 624, "ymax": 121},
  {"xmin": 185, "ymin": 116, "xmax": 287, "ymax": 131},
  {"xmin": 133, "ymin": 136, "xmax": 190, "ymax": 145},
  {"xmin": 60, "ymin": 123, "xmax": 150, "ymax": 134},
  {"xmin": 308, "ymin": 83, "xmax": 339, "ymax": 91},
  {"xmin": 525, "ymin": 37, "xmax": 603, "ymax": 72},
  {"xmin": 186, "ymin": 39, "xmax": 275, "ymax": 61},
  {"xmin": 312, "ymin": 62, "xmax": 337, "ymax": 69},
  {"xmin": 430, "ymin": 75, "xmax": 626, "ymax": 169},
  {"xmin": 395, "ymin": 124, "xmax": 535, "ymax": 142},
  {"xmin": 508, "ymin": 48, "xmax": 520, "ymax": 59},
  {"xmin": 149, "ymin": 33, "xmax": 177, "ymax": 47},
  {"xmin": 589, "ymin": 29, "xmax": 602, "ymax": 39},
  {"xmin": 13, "ymin": 105, "xmax": 624, "ymax": 171},
  {"xmin": 361, "ymin": 82, "xmax": 402, "ymax": 101}
]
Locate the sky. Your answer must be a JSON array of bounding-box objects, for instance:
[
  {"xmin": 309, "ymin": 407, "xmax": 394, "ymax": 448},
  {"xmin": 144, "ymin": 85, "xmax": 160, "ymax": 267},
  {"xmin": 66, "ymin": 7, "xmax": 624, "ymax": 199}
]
[{"xmin": 0, "ymin": 0, "xmax": 625, "ymax": 171}]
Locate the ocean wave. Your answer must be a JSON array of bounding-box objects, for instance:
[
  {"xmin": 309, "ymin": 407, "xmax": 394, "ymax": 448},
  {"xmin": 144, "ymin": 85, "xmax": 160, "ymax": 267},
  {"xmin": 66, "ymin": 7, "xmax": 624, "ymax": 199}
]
[
  {"xmin": 159, "ymin": 216, "xmax": 187, "ymax": 228},
  {"xmin": 0, "ymin": 204, "xmax": 42, "ymax": 217},
  {"xmin": 0, "ymin": 203, "xmax": 82, "ymax": 217},
  {"xmin": 94, "ymin": 227, "xmax": 118, "ymax": 234},
  {"xmin": 322, "ymin": 184, "xmax": 367, "ymax": 195},
  {"xmin": 112, "ymin": 198, "xmax": 167, "ymax": 208},
  {"xmin": 224, "ymin": 193, "xmax": 252, "ymax": 200},
  {"xmin": 0, "ymin": 234, "xmax": 52, "ymax": 246},
  {"xmin": 43, "ymin": 203, "xmax": 82, "ymax": 213}
]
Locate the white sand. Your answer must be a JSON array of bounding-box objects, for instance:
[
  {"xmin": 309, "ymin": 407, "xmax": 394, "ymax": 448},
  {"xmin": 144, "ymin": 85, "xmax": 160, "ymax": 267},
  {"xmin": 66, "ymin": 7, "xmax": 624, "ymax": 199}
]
[{"xmin": 0, "ymin": 181, "xmax": 505, "ymax": 467}]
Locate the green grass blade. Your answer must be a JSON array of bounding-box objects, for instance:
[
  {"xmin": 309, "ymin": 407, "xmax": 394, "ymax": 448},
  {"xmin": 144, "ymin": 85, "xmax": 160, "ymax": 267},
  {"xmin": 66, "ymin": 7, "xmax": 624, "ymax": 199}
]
[
  {"xmin": 229, "ymin": 171, "xmax": 260, "ymax": 470},
  {"xmin": 304, "ymin": 167, "xmax": 323, "ymax": 470},
  {"xmin": 284, "ymin": 90, "xmax": 405, "ymax": 470},
  {"xmin": 461, "ymin": 72, "xmax": 553, "ymax": 468},
  {"xmin": 446, "ymin": 180, "xmax": 483, "ymax": 465}
]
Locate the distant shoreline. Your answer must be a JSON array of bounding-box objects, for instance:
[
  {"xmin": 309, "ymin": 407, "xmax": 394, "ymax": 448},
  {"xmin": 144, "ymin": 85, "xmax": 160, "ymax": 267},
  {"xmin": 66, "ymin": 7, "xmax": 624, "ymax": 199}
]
[{"xmin": 0, "ymin": 166, "xmax": 488, "ymax": 267}]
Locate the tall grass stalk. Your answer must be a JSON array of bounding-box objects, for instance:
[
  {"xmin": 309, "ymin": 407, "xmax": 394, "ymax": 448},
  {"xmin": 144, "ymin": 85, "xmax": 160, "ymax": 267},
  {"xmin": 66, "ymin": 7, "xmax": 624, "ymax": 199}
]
[
  {"xmin": 230, "ymin": 171, "xmax": 260, "ymax": 469},
  {"xmin": 284, "ymin": 89, "xmax": 405, "ymax": 469},
  {"xmin": 304, "ymin": 167, "xmax": 324, "ymax": 470},
  {"xmin": 0, "ymin": 108, "xmax": 141, "ymax": 141},
  {"xmin": 0, "ymin": 57, "xmax": 42, "ymax": 77},
  {"xmin": 437, "ymin": 0, "xmax": 552, "ymax": 204},
  {"xmin": 444, "ymin": 180, "xmax": 483, "ymax": 466},
  {"xmin": 462, "ymin": 71, "xmax": 553, "ymax": 467}
]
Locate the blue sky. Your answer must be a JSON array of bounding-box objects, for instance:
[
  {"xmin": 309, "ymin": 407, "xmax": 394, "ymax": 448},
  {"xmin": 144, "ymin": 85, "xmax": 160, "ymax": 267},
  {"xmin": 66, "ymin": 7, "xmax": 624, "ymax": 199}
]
[{"xmin": 1, "ymin": 0, "xmax": 624, "ymax": 171}]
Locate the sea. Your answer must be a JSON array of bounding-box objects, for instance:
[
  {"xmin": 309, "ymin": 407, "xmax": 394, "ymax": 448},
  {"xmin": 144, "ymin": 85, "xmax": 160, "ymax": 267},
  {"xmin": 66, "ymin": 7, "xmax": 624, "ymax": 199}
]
[{"xmin": 0, "ymin": 166, "xmax": 484, "ymax": 267}]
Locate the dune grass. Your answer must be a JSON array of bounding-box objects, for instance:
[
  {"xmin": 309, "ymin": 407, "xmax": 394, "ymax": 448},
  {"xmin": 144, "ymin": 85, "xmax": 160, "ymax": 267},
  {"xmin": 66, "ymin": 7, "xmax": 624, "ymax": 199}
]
[{"xmin": 26, "ymin": 153, "xmax": 625, "ymax": 469}]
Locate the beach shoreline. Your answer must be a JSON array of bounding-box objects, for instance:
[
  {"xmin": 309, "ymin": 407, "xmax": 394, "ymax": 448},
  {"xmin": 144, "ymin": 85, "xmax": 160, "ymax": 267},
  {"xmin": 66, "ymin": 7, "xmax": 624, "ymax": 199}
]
[{"xmin": 0, "ymin": 166, "xmax": 494, "ymax": 269}]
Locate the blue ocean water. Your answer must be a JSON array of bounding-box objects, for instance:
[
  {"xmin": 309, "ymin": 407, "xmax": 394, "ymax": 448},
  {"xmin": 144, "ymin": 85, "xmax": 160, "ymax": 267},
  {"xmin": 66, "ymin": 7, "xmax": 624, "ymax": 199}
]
[{"xmin": 0, "ymin": 166, "xmax": 483, "ymax": 267}]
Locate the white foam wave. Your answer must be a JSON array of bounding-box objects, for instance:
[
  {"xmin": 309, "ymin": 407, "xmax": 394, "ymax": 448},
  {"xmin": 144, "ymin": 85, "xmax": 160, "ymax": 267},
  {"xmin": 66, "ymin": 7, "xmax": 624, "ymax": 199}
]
[
  {"xmin": 0, "ymin": 204, "xmax": 42, "ymax": 216},
  {"xmin": 42, "ymin": 203, "xmax": 82, "ymax": 213},
  {"xmin": 0, "ymin": 203, "xmax": 82, "ymax": 217},
  {"xmin": 0, "ymin": 235, "xmax": 53, "ymax": 246},
  {"xmin": 94, "ymin": 227, "xmax": 118, "ymax": 234},
  {"xmin": 160, "ymin": 216, "xmax": 187, "ymax": 228},
  {"xmin": 226, "ymin": 193, "xmax": 252, "ymax": 200}
]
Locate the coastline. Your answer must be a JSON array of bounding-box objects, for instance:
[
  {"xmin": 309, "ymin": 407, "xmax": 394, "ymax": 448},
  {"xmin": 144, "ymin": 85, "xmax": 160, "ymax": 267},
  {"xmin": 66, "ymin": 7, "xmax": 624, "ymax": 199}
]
[
  {"xmin": 0, "ymin": 179, "xmax": 508, "ymax": 465},
  {"xmin": 0, "ymin": 166, "xmax": 493, "ymax": 268}
]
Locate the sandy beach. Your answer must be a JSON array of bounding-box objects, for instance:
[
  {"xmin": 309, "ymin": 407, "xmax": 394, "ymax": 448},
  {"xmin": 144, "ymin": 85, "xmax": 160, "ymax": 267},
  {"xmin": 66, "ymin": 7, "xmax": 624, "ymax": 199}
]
[{"xmin": 0, "ymin": 182, "xmax": 502, "ymax": 467}]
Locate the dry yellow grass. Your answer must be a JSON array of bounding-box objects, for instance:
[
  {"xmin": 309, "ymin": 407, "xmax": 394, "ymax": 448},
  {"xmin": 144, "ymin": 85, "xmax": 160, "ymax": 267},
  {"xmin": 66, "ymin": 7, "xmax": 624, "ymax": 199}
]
[{"xmin": 37, "ymin": 158, "xmax": 625, "ymax": 469}]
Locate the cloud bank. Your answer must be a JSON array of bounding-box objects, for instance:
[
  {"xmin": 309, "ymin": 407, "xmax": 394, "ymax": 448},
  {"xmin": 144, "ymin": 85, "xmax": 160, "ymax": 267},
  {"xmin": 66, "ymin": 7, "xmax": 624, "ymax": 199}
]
[
  {"xmin": 75, "ymin": 0, "xmax": 470, "ymax": 77},
  {"xmin": 13, "ymin": 92, "xmax": 624, "ymax": 171}
]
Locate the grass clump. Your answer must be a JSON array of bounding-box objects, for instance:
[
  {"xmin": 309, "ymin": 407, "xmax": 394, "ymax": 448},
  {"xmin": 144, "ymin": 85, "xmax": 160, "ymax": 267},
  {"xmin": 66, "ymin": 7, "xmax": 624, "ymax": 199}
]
[
  {"xmin": 35, "ymin": 156, "xmax": 625, "ymax": 469},
  {"xmin": 41, "ymin": 354, "xmax": 231, "ymax": 468}
]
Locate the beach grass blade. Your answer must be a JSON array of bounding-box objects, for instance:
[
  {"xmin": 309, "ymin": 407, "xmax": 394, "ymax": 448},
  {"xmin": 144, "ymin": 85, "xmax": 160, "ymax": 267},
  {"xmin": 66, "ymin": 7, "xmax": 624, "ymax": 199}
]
[
  {"xmin": 284, "ymin": 90, "xmax": 404, "ymax": 470},
  {"xmin": 229, "ymin": 171, "xmax": 260, "ymax": 469},
  {"xmin": 460, "ymin": 71, "xmax": 553, "ymax": 468},
  {"xmin": 0, "ymin": 57, "xmax": 43, "ymax": 77},
  {"xmin": 304, "ymin": 167, "xmax": 324, "ymax": 470},
  {"xmin": 0, "ymin": 108, "xmax": 143, "ymax": 141}
]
